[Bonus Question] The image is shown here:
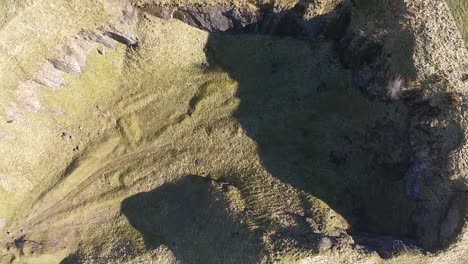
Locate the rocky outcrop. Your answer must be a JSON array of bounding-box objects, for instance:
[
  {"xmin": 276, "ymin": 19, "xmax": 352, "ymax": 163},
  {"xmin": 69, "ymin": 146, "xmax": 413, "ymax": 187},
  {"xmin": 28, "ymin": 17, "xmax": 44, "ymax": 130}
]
[
  {"xmin": 1, "ymin": 5, "xmax": 138, "ymax": 134},
  {"xmin": 33, "ymin": 61, "xmax": 65, "ymax": 89},
  {"xmin": 142, "ymin": 2, "xmax": 349, "ymax": 38}
]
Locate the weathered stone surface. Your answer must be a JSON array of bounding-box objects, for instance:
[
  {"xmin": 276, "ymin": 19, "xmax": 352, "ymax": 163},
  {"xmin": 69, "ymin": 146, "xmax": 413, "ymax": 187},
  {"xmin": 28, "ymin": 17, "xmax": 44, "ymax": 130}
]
[
  {"xmin": 143, "ymin": 4, "xmax": 263, "ymax": 32},
  {"xmin": 49, "ymin": 38, "xmax": 91, "ymax": 75},
  {"xmin": 144, "ymin": 3, "xmax": 349, "ymax": 38},
  {"xmin": 105, "ymin": 31, "xmax": 138, "ymax": 46},
  {"xmin": 49, "ymin": 58, "xmax": 82, "ymax": 76},
  {"xmin": 33, "ymin": 61, "xmax": 65, "ymax": 89},
  {"xmin": 83, "ymin": 31, "xmax": 116, "ymax": 49}
]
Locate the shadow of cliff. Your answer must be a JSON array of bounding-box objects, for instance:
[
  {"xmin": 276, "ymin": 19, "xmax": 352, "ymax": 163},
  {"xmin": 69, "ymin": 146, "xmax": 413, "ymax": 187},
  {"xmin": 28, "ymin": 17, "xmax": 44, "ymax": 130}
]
[
  {"xmin": 136, "ymin": 0, "xmax": 466, "ymax": 256},
  {"xmin": 204, "ymin": 30, "xmax": 418, "ymax": 248},
  {"xmin": 198, "ymin": 0, "xmax": 464, "ymax": 254},
  {"xmin": 121, "ymin": 175, "xmax": 262, "ymax": 264}
]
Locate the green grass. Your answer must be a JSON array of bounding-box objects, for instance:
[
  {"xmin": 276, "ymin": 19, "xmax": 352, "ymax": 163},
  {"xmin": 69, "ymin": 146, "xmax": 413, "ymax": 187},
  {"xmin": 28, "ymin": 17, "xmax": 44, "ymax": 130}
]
[
  {"xmin": 447, "ymin": 0, "xmax": 468, "ymax": 46},
  {"xmin": 0, "ymin": 0, "xmax": 29, "ymax": 29},
  {"xmin": 0, "ymin": 1, "xmax": 465, "ymax": 263},
  {"xmin": 0, "ymin": 0, "xmax": 121, "ymax": 221}
]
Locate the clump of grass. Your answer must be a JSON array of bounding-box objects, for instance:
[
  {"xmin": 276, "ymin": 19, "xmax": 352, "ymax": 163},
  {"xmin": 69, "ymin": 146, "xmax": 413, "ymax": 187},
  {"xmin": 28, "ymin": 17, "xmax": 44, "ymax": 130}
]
[{"xmin": 387, "ymin": 74, "xmax": 405, "ymax": 100}]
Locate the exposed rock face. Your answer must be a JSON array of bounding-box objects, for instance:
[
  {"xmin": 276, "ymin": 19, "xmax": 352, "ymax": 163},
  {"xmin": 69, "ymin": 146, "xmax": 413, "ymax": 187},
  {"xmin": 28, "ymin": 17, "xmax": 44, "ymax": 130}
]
[
  {"xmin": 82, "ymin": 31, "xmax": 116, "ymax": 49},
  {"xmin": 33, "ymin": 61, "xmax": 65, "ymax": 89},
  {"xmin": 142, "ymin": 4, "xmax": 261, "ymax": 32},
  {"xmin": 105, "ymin": 31, "xmax": 138, "ymax": 46},
  {"xmin": 1, "ymin": 4, "xmax": 138, "ymax": 132},
  {"xmin": 142, "ymin": 2, "xmax": 349, "ymax": 38},
  {"xmin": 49, "ymin": 38, "xmax": 92, "ymax": 76}
]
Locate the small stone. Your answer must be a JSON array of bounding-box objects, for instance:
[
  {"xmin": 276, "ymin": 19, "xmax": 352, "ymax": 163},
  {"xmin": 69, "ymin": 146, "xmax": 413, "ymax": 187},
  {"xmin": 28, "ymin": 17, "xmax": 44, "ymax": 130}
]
[
  {"xmin": 98, "ymin": 48, "xmax": 106, "ymax": 55},
  {"xmin": 194, "ymin": 159, "xmax": 204, "ymax": 166}
]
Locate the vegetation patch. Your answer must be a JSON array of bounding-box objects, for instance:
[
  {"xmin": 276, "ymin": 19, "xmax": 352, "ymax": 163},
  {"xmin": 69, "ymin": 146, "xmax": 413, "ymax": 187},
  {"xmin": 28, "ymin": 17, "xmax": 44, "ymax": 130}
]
[{"xmin": 447, "ymin": 0, "xmax": 468, "ymax": 46}]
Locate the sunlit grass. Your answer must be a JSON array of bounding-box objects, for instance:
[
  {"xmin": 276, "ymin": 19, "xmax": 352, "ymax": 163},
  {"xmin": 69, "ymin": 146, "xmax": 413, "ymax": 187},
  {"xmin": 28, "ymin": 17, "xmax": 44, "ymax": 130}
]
[{"xmin": 447, "ymin": 0, "xmax": 468, "ymax": 46}]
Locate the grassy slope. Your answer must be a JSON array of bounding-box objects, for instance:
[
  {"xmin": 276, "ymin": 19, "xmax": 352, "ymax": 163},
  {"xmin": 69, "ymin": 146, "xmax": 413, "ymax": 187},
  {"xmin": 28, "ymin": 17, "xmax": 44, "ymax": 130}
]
[
  {"xmin": 0, "ymin": 0, "xmax": 118, "ymax": 220},
  {"xmin": 0, "ymin": 0, "xmax": 30, "ymax": 29},
  {"xmin": 447, "ymin": 0, "xmax": 468, "ymax": 46},
  {"xmin": 0, "ymin": 0, "xmax": 466, "ymax": 263},
  {"xmin": 6, "ymin": 14, "xmax": 413, "ymax": 264},
  {"xmin": 6, "ymin": 7, "xmax": 397, "ymax": 260}
]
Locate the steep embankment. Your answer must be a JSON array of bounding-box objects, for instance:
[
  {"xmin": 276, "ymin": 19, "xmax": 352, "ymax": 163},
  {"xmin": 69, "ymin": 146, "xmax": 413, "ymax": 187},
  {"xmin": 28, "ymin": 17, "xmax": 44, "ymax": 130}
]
[{"xmin": 0, "ymin": 0, "xmax": 466, "ymax": 263}]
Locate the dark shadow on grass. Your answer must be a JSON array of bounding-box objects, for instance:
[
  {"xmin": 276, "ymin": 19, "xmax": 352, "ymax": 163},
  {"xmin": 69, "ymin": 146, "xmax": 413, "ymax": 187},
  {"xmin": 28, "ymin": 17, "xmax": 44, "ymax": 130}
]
[
  {"xmin": 203, "ymin": 30, "xmax": 419, "ymax": 251},
  {"xmin": 199, "ymin": 0, "xmax": 465, "ymax": 255},
  {"xmin": 60, "ymin": 255, "xmax": 80, "ymax": 264},
  {"xmin": 139, "ymin": 0, "xmax": 465, "ymax": 256},
  {"xmin": 121, "ymin": 175, "xmax": 262, "ymax": 264}
]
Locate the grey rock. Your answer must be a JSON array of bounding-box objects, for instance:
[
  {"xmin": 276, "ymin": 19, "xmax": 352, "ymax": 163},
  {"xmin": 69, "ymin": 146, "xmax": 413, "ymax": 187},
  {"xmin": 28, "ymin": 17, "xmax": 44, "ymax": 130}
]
[
  {"xmin": 147, "ymin": 5, "xmax": 260, "ymax": 33},
  {"xmin": 141, "ymin": 5, "xmax": 175, "ymax": 20},
  {"xmin": 98, "ymin": 47, "xmax": 106, "ymax": 55},
  {"xmin": 33, "ymin": 61, "xmax": 65, "ymax": 89},
  {"xmin": 105, "ymin": 31, "xmax": 138, "ymax": 47},
  {"xmin": 49, "ymin": 38, "xmax": 91, "ymax": 76},
  {"xmin": 49, "ymin": 58, "xmax": 81, "ymax": 76},
  {"xmin": 85, "ymin": 31, "xmax": 116, "ymax": 49},
  {"xmin": 178, "ymin": 7, "xmax": 232, "ymax": 32}
]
